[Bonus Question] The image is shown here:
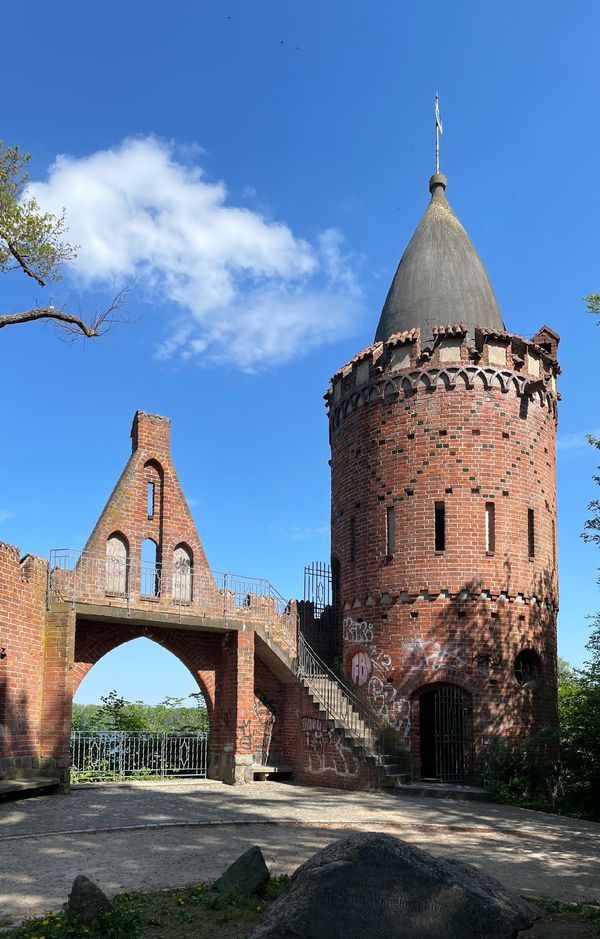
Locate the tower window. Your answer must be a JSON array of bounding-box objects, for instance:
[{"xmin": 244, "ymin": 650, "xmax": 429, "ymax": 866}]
[
  {"xmin": 552, "ymin": 518, "xmax": 556, "ymax": 569},
  {"xmin": 514, "ymin": 649, "xmax": 541, "ymax": 688},
  {"xmin": 147, "ymin": 481, "xmax": 155, "ymax": 518},
  {"xmin": 386, "ymin": 507, "xmax": 395, "ymax": 555},
  {"xmin": 350, "ymin": 517, "xmax": 356, "ymax": 564},
  {"xmin": 434, "ymin": 502, "xmax": 445, "ymax": 552},
  {"xmin": 485, "ymin": 502, "xmax": 496, "ymax": 554},
  {"xmin": 528, "ymin": 509, "xmax": 535, "ymax": 558}
]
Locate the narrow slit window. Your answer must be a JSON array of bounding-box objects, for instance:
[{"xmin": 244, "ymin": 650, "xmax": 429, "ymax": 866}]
[
  {"xmin": 350, "ymin": 517, "xmax": 356, "ymax": 564},
  {"xmin": 528, "ymin": 508, "xmax": 535, "ymax": 558},
  {"xmin": 147, "ymin": 481, "xmax": 155, "ymax": 518},
  {"xmin": 434, "ymin": 501, "xmax": 446, "ymax": 552},
  {"xmin": 485, "ymin": 502, "xmax": 496, "ymax": 553},
  {"xmin": 386, "ymin": 507, "xmax": 395, "ymax": 555},
  {"xmin": 552, "ymin": 518, "xmax": 556, "ymax": 568}
]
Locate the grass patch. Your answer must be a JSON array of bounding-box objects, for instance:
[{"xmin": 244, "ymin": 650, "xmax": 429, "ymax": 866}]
[
  {"xmin": 6, "ymin": 883, "xmax": 599, "ymax": 938},
  {"xmin": 533, "ymin": 897, "xmax": 600, "ymax": 936},
  {"xmin": 3, "ymin": 876, "xmax": 290, "ymax": 939}
]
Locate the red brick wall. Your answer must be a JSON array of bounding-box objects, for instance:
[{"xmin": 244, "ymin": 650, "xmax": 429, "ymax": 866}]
[
  {"xmin": 81, "ymin": 410, "xmax": 216, "ymax": 613},
  {"xmin": 0, "ymin": 544, "xmax": 48, "ymax": 778},
  {"xmin": 328, "ymin": 331, "xmax": 560, "ymax": 776}
]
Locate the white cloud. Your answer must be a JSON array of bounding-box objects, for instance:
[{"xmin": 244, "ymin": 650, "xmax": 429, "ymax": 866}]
[
  {"xmin": 28, "ymin": 137, "xmax": 363, "ymax": 370},
  {"xmin": 556, "ymin": 430, "xmax": 600, "ymax": 457},
  {"xmin": 0, "ymin": 509, "xmax": 14, "ymax": 524},
  {"xmin": 270, "ymin": 523, "xmax": 329, "ymax": 542}
]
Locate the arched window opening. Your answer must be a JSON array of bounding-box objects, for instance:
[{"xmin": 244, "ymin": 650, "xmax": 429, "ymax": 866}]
[
  {"xmin": 141, "ymin": 539, "xmax": 160, "ymax": 597},
  {"xmin": 143, "ymin": 460, "xmax": 163, "ymax": 522},
  {"xmin": 173, "ymin": 543, "xmax": 193, "ymax": 604},
  {"xmin": 514, "ymin": 650, "xmax": 541, "ymax": 688},
  {"xmin": 106, "ymin": 532, "xmax": 129, "ymax": 596}
]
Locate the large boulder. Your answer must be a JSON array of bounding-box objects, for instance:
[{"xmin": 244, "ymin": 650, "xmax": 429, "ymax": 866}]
[
  {"xmin": 251, "ymin": 833, "xmax": 539, "ymax": 939},
  {"xmin": 214, "ymin": 845, "xmax": 270, "ymax": 895},
  {"xmin": 66, "ymin": 875, "xmax": 112, "ymax": 924}
]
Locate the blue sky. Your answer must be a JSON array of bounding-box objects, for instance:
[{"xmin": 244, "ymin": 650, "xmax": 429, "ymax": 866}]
[{"xmin": 1, "ymin": 1, "xmax": 599, "ymax": 702}]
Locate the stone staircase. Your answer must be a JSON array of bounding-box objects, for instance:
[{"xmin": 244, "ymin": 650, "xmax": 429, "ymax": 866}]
[{"xmin": 297, "ymin": 637, "xmax": 411, "ymax": 788}]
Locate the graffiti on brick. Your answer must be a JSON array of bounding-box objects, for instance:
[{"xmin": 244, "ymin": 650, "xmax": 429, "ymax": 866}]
[
  {"xmin": 403, "ymin": 640, "xmax": 472, "ymax": 673},
  {"xmin": 253, "ymin": 695, "xmax": 276, "ymax": 765},
  {"xmin": 238, "ymin": 719, "xmax": 253, "ymax": 751},
  {"xmin": 367, "ymin": 675, "xmax": 412, "ymax": 737},
  {"xmin": 343, "ymin": 616, "xmax": 374, "ymax": 644},
  {"xmin": 302, "ymin": 716, "xmax": 359, "ymax": 778},
  {"xmin": 348, "ymin": 640, "xmax": 411, "ymax": 737},
  {"xmin": 350, "ymin": 650, "xmax": 371, "ymax": 687}
]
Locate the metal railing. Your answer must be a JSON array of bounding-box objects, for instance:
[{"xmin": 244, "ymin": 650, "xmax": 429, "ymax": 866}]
[
  {"xmin": 297, "ymin": 633, "xmax": 391, "ymax": 763},
  {"xmin": 70, "ymin": 731, "xmax": 208, "ymax": 781},
  {"xmin": 48, "ymin": 549, "xmax": 298, "ymax": 653}
]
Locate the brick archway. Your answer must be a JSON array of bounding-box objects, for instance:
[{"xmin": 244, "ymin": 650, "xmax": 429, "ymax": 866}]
[{"xmin": 72, "ymin": 621, "xmax": 218, "ymax": 715}]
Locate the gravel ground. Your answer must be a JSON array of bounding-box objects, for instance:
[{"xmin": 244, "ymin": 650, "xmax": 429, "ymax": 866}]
[{"xmin": 0, "ymin": 780, "xmax": 598, "ymax": 925}]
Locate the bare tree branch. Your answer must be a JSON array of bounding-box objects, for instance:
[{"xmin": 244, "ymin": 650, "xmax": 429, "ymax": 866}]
[{"xmin": 0, "ymin": 281, "xmax": 135, "ymax": 338}]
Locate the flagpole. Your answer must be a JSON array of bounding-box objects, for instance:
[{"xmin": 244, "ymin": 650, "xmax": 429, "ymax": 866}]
[{"xmin": 434, "ymin": 93, "xmax": 442, "ymax": 175}]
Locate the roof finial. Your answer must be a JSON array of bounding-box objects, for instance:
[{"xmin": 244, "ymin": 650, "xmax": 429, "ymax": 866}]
[{"xmin": 435, "ymin": 92, "xmax": 443, "ymax": 174}]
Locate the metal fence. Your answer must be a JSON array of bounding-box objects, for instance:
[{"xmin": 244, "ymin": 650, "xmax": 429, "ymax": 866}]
[
  {"xmin": 48, "ymin": 549, "xmax": 298, "ymax": 653},
  {"xmin": 70, "ymin": 731, "xmax": 208, "ymax": 782}
]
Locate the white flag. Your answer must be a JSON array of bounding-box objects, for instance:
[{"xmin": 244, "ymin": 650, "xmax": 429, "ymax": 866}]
[{"xmin": 435, "ymin": 94, "xmax": 443, "ymax": 134}]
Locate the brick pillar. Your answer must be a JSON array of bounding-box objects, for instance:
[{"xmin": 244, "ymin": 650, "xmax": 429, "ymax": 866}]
[
  {"xmin": 213, "ymin": 629, "xmax": 256, "ymax": 785},
  {"xmin": 40, "ymin": 610, "xmax": 75, "ymax": 789}
]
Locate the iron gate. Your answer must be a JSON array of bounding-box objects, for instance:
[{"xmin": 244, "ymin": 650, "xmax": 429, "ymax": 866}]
[
  {"xmin": 300, "ymin": 562, "xmax": 337, "ymax": 661},
  {"xmin": 419, "ymin": 685, "xmax": 471, "ymax": 782},
  {"xmin": 433, "ymin": 685, "xmax": 471, "ymax": 781},
  {"xmin": 70, "ymin": 732, "xmax": 208, "ymax": 782}
]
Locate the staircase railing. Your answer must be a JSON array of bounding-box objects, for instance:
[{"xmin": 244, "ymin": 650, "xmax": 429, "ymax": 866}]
[{"xmin": 297, "ymin": 632, "xmax": 391, "ymax": 764}]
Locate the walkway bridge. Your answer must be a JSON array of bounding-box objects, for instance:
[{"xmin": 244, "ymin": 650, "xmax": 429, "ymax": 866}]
[{"xmin": 48, "ymin": 549, "xmax": 409, "ymax": 787}]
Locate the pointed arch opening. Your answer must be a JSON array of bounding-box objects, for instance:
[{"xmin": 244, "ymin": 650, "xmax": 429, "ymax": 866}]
[
  {"xmin": 141, "ymin": 538, "xmax": 160, "ymax": 597},
  {"xmin": 72, "ymin": 636, "xmax": 211, "ymax": 781}
]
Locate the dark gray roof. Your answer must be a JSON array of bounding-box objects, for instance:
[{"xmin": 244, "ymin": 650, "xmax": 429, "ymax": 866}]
[{"xmin": 374, "ymin": 174, "xmax": 505, "ymax": 345}]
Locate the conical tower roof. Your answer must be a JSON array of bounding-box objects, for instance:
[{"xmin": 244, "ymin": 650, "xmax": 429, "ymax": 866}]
[{"xmin": 375, "ymin": 174, "xmax": 504, "ymax": 345}]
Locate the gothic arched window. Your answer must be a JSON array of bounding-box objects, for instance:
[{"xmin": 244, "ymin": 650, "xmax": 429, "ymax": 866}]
[{"xmin": 173, "ymin": 543, "xmax": 193, "ymax": 603}]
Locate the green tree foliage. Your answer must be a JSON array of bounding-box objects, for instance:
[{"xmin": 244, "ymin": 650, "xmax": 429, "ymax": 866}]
[
  {"xmin": 0, "ymin": 140, "xmax": 130, "ymax": 336},
  {"xmin": 72, "ymin": 690, "xmax": 209, "ymax": 734},
  {"xmin": 0, "ymin": 142, "xmax": 76, "ymax": 285},
  {"xmin": 584, "ymin": 293, "xmax": 600, "ymax": 318},
  {"xmin": 558, "ymin": 669, "xmax": 600, "ymax": 819}
]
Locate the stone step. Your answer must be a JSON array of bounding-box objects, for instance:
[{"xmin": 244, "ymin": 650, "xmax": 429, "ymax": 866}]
[
  {"xmin": 251, "ymin": 763, "xmax": 293, "ymax": 781},
  {"xmin": 396, "ymin": 781, "xmax": 493, "ymax": 802},
  {"xmin": 0, "ymin": 776, "xmax": 60, "ymax": 802}
]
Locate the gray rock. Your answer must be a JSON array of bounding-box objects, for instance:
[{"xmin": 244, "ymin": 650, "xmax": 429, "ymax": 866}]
[
  {"xmin": 214, "ymin": 845, "xmax": 270, "ymax": 895},
  {"xmin": 66, "ymin": 874, "xmax": 112, "ymax": 923},
  {"xmin": 251, "ymin": 833, "xmax": 539, "ymax": 939}
]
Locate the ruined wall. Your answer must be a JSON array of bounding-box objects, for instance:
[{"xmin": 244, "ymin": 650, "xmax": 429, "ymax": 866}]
[{"xmin": 0, "ymin": 545, "xmax": 48, "ymax": 779}]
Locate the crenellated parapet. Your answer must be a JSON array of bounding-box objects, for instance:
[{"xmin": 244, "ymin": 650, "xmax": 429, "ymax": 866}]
[{"xmin": 325, "ymin": 324, "xmax": 560, "ymax": 430}]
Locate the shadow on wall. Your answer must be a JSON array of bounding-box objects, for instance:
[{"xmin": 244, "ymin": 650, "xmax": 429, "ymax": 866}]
[
  {"xmin": 426, "ymin": 566, "xmax": 559, "ymax": 783},
  {"xmin": 0, "ymin": 676, "xmax": 40, "ymax": 781}
]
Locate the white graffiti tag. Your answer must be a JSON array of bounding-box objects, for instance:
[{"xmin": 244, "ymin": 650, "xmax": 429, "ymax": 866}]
[
  {"xmin": 368, "ymin": 675, "xmax": 412, "ymax": 737},
  {"xmin": 404, "ymin": 640, "xmax": 471, "ymax": 672},
  {"xmin": 343, "ymin": 616, "xmax": 374, "ymax": 644},
  {"xmin": 302, "ymin": 717, "xmax": 359, "ymax": 778}
]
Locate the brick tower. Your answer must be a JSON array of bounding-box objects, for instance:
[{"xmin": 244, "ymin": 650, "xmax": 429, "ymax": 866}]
[{"xmin": 326, "ymin": 173, "xmax": 560, "ymax": 781}]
